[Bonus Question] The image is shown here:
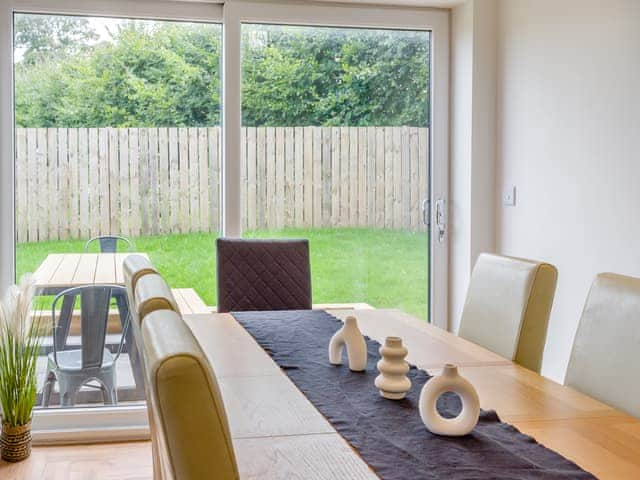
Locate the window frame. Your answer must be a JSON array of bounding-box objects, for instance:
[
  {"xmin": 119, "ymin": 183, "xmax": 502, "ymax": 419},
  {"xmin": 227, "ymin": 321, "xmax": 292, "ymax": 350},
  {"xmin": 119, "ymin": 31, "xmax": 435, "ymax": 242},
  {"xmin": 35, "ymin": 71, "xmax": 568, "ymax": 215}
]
[
  {"xmin": 223, "ymin": 1, "xmax": 450, "ymax": 331},
  {"xmin": 0, "ymin": 0, "xmax": 449, "ymax": 443}
]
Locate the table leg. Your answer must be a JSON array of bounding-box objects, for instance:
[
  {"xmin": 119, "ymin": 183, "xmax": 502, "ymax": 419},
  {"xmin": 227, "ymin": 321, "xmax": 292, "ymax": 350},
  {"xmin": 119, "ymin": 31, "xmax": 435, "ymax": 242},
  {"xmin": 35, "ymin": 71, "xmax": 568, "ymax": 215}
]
[{"xmin": 115, "ymin": 292, "xmax": 145, "ymax": 401}]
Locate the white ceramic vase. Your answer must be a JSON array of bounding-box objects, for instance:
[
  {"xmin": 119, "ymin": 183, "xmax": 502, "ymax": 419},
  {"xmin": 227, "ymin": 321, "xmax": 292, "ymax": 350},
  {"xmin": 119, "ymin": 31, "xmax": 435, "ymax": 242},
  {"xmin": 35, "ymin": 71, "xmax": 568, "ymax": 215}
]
[
  {"xmin": 374, "ymin": 337, "xmax": 411, "ymax": 399},
  {"xmin": 418, "ymin": 364, "xmax": 480, "ymax": 436},
  {"xmin": 328, "ymin": 316, "xmax": 367, "ymax": 371}
]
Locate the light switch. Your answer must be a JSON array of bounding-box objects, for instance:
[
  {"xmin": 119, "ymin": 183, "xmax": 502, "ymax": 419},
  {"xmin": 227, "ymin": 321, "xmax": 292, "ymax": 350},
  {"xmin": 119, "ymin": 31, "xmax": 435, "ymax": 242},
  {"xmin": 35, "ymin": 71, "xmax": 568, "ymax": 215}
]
[{"xmin": 503, "ymin": 185, "xmax": 516, "ymax": 206}]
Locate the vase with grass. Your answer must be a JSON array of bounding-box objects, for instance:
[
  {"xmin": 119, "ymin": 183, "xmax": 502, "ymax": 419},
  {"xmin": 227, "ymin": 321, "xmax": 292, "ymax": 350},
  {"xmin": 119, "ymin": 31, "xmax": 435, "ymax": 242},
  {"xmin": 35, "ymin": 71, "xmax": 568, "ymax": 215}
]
[{"xmin": 0, "ymin": 274, "xmax": 41, "ymax": 462}]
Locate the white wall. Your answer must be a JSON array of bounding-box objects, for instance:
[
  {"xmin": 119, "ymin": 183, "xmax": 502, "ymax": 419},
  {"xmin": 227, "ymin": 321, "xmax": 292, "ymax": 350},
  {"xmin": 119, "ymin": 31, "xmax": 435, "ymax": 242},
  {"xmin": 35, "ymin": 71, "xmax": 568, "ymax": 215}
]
[
  {"xmin": 495, "ymin": 0, "xmax": 640, "ymax": 381},
  {"xmin": 449, "ymin": 0, "xmax": 496, "ymax": 332},
  {"xmin": 450, "ymin": 0, "xmax": 474, "ymax": 332}
]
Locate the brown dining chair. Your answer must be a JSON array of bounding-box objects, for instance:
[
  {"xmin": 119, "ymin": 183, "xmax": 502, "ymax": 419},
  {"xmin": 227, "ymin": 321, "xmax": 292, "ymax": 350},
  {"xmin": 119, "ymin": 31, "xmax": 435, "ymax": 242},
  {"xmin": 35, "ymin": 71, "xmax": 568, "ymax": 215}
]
[{"xmin": 216, "ymin": 238, "xmax": 312, "ymax": 312}]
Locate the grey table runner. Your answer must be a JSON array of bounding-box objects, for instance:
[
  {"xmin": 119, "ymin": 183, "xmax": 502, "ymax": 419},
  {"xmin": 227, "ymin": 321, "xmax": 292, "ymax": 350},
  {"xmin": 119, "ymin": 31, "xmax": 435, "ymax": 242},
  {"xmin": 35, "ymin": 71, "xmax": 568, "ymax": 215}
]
[{"xmin": 233, "ymin": 310, "xmax": 596, "ymax": 479}]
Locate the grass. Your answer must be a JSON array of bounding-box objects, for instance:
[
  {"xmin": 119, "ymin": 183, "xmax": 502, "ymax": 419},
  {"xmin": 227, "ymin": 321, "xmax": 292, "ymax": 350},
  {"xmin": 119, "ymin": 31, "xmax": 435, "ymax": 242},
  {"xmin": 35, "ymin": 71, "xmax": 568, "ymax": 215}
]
[{"xmin": 17, "ymin": 228, "xmax": 429, "ymax": 320}]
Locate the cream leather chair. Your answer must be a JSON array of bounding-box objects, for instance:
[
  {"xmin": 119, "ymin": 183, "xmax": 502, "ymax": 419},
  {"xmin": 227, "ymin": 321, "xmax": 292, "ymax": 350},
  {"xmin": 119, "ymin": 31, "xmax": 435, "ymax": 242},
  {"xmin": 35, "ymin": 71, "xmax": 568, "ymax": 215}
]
[
  {"xmin": 124, "ymin": 255, "xmax": 158, "ymax": 296},
  {"xmin": 141, "ymin": 310, "xmax": 239, "ymax": 480},
  {"xmin": 123, "ymin": 256, "xmax": 179, "ymax": 479},
  {"xmin": 565, "ymin": 273, "xmax": 640, "ymax": 418},
  {"xmin": 134, "ymin": 273, "xmax": 180, "ymax": 321},
  {"xmin": 123, "ymin": 254, "xmax": 158, "ymax": 320},
  {"xmin": 458, "ymin": 253, "xmax": 558, "ymax": 372}
]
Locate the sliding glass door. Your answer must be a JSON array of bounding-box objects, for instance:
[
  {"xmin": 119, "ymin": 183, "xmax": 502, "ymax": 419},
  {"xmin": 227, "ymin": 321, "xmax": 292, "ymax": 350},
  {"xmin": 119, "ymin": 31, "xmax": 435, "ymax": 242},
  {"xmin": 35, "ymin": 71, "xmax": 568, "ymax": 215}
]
[
  {"xmin": 13, "ymin": 12, "xmax": 222, "ymax": 411},
  {"xmin": 1, "ymin": 0, "xmax": 448, "ymax": 440},
  {"xmin": 239, "ymin": 23, "xmax": 432, "ymax": 320}
]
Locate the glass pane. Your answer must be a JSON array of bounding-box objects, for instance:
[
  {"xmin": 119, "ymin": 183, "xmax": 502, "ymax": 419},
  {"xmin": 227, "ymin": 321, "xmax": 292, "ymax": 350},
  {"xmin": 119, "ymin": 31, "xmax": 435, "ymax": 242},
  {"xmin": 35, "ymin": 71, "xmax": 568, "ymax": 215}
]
[
  {"xmin": 13, "ymin": 14, "xmax": 222, "ymax": 409},
  {"xmin": 240, "ymin": 24, "xmax": 430, "ymax": 319}
]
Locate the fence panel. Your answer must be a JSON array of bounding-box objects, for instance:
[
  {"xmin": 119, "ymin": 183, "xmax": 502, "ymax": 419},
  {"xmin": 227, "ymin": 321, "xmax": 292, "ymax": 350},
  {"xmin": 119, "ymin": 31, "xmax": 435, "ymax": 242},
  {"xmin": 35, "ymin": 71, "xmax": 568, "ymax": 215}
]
[{"xmin": 15, "ymin": 126, "xmax": 428, "ymax": 242}]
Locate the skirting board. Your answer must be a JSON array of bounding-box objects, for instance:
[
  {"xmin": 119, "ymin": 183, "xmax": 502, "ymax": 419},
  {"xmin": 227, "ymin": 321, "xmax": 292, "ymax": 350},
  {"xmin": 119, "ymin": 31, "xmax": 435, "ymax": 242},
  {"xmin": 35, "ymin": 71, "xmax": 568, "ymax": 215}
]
[{"xmin": 31, "ymin": 405, "xmax": 150, "ymax": 445}]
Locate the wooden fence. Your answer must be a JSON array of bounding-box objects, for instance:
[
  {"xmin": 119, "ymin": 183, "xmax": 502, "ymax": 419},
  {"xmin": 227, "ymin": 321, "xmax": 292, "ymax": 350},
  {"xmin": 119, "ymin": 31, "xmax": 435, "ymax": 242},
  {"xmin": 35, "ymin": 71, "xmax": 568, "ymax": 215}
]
[{"xmin": 15, "ymin": 126, "xmax": 429, "ymax": 243}]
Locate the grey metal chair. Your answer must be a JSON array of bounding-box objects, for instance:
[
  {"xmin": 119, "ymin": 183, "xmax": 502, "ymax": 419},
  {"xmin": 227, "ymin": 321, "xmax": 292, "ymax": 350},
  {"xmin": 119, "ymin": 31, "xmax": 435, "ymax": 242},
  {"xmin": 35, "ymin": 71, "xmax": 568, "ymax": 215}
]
[
  {"xmin": 85, "ymin": 235, "xmax": 133, "ymax": 253},
  {"xmin": 41, "ymin": 285, "xmax": 130, "ymax": 407}
]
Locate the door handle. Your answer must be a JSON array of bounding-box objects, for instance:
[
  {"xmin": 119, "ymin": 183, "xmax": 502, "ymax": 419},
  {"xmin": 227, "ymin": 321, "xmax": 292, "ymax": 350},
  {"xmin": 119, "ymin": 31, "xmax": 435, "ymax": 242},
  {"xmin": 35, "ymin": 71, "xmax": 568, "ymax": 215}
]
[
  {"xmin": 421, "ymin": 198, "xmax": 430, "ymax": 226},
  {"xmin": 435, "ymin": 198, "xmax": 446, "ymax": 242}
]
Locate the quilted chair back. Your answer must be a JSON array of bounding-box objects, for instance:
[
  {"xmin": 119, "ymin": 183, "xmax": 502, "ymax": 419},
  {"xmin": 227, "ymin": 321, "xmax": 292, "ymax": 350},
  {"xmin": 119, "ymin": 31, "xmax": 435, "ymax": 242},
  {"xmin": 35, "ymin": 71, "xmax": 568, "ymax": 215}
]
[{"xmin": 216, "ymin": 238, "xmax": 312, "ymax": 312}]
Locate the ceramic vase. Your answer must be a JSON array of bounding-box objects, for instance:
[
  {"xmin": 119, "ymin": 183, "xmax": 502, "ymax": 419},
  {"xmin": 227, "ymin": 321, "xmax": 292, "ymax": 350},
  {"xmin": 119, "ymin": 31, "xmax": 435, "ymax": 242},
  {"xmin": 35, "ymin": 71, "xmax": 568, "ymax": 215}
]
[
  {"xmin": 418, "ymin": 364, "xmax": 480, "ymax": 436},
  {"xmin": 328, "ymin": 316, "xmax": 367, "ymax": 371},
  {"xmin": 374, "ymin": 337, "xmax": 411, "ymax": 399}
]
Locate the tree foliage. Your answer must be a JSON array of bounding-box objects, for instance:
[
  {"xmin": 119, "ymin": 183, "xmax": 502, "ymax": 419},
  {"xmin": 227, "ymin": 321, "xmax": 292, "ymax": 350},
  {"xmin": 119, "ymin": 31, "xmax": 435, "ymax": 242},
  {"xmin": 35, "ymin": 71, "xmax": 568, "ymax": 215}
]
[
  {"xmin": 15, "ymin": 16, "xmax": 430, "ymax": 128},
  {"xmin": 14, "ymin": 15, "xmax": 98, "ymax": 64}
]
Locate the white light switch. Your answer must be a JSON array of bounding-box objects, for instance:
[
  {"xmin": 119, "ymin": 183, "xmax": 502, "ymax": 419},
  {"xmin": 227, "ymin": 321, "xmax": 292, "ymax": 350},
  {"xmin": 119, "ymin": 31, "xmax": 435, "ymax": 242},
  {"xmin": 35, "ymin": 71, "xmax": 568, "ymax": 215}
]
[{"xmin": 503, "ymin": 185, "xmax": 516, "ymax": 206}]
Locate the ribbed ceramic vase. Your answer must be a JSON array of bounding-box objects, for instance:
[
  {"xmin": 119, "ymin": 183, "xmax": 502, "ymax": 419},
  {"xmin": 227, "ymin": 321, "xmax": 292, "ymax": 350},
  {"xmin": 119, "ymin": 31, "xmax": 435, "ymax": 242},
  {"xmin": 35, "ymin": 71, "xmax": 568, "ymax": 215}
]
[
  {"xmin": 1, "ymin": 421, "xmax": 32, "ymax": 462},
  {"xmin": 374, "ymin": 337, "xmax": 411, "ymax": 399},
  {"xmin": 328, "ymin": 316, "xmax": 367, "ymax": 371},
  {"xmin": 418, "ymin": 364, "xmax": 480, "ymax": 436}
]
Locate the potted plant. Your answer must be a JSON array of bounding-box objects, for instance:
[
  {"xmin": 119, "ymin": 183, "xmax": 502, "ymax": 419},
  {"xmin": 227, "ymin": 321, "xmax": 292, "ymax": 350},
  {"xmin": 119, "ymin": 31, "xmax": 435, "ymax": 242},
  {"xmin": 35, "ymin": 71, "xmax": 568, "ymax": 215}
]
[{"xmin": 0, "ymin": 274, "xmax": 41, "ymax": 462}]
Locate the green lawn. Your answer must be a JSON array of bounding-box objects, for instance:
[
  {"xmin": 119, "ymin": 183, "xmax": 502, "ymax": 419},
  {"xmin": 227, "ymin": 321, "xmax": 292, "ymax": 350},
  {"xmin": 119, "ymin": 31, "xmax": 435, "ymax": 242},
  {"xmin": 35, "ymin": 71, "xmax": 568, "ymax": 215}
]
[{"xmin": 17, "ymin": 228, "xmax": 429, "ymax": 320}]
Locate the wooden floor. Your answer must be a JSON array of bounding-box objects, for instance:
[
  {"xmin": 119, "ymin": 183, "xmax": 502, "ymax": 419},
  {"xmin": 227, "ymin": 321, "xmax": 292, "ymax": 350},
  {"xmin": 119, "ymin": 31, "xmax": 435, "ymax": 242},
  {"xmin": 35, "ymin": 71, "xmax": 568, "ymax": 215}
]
[
  {"xmin": 3, "ymin": 308, "xmax": 640, "ymax": 479},
  {"xmin": 0, "ymin": 441, "xmax": 153, "ymax": 480}
]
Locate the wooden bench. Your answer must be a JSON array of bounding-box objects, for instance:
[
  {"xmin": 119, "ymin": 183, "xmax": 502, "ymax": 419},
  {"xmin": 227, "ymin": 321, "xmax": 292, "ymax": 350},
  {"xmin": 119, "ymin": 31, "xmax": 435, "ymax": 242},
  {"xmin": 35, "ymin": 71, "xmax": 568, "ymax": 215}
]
[
  {"xmin": 206, "ymin": 302, "xmax": 374, "ymax": 313},
  {"xmin": 172, "ymin": 288, "xmax": 212, "ymax": 314},
  {"xmin": 35, "ymin": 288, "xmax": 211, "ymax": 335},
  {"xmin": 37, "ymin": 296, "xmax": 368, "ymax": 334}
]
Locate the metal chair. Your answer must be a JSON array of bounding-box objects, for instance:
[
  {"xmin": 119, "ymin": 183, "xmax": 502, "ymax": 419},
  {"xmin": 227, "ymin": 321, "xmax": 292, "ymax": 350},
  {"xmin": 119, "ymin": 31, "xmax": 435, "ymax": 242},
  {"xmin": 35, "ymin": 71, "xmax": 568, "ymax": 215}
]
[
  {"xmin": 41, "ymin": 285, "xmax": 130, "ymax": 407},
  {"xmin": 85, "ymin": 235, "xmax": 133, "ymax": 253}
]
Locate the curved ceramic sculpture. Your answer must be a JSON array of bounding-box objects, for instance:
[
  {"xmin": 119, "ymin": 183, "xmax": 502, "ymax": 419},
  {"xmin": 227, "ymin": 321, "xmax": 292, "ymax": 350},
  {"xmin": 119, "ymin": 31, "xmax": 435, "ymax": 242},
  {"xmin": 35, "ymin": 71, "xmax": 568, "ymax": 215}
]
[
  {"xmin": 419, "ymin": 364, "xmax": 480, "ymax": 436},
  {"xmin": 328, "ymin": 316, "xmax": 367, "ymax": 371},
  {"xmin": 374, "ymin": 337, "xmax": 411, "ymax": 399}
]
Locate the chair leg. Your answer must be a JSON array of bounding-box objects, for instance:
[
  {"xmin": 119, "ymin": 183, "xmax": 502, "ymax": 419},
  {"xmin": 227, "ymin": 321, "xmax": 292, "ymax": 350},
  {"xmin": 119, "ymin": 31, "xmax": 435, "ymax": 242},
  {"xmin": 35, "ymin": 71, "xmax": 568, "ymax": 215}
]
[
  {"xmin": 58, "ymin": 375, "xmax": 81, "ymax": 407},
  {"xmin": 100, "ymin": 384, "xmax": 118, "ymax": 405},
  {"xmin": 100, "ymin": 372, "xmax": 118, "ymax": 406},
  {"xmin": 60, "ymin": 386, "xmax": 78, "ymax": 407},
  {"xmin": 41, "ymin": 371, "xmax": 56, "ymax": 408}
]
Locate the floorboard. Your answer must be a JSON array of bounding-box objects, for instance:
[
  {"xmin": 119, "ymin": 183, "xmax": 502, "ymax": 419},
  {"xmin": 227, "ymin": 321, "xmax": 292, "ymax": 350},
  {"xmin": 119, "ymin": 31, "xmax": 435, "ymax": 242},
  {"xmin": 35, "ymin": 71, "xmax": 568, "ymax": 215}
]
[{"xmin": 0, "ymin": 441, "xmax": 153, "ymax": 480}]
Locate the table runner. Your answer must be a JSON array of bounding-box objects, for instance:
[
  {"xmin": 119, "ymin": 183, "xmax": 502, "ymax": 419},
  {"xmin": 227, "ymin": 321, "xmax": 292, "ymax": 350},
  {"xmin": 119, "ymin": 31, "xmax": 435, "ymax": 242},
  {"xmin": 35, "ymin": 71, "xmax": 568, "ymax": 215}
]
[{"xmin": 233, "ymin": 310, "xmax": 596, "ymax": 480}]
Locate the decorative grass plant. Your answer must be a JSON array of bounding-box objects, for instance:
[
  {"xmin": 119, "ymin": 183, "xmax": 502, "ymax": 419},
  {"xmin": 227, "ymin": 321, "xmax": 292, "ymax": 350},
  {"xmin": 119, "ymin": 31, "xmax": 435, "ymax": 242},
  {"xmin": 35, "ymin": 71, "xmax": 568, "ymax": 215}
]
[{"xmin": 0, "ymin": 274, "xmax": 41, "ymax": 461}]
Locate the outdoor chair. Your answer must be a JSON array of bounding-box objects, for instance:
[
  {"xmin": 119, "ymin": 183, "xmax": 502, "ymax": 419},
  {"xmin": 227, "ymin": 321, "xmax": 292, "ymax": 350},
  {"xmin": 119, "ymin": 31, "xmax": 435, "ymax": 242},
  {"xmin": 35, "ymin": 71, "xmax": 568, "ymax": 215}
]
[
  {"xmin": 216, "ymin": 238, "xmax": 312, "ymax": 312},
  {"xmin": 85, "ymin": 235, "xmax": 133, "ymax": 253},
  {"xmin": 41, "ymin": 285, "xmax": 130, "ymax": 407}
]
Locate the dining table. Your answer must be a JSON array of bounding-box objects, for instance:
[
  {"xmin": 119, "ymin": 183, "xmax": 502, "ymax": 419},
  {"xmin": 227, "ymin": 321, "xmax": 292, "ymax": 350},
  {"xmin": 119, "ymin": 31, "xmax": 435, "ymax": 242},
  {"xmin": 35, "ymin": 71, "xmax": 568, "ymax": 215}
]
[{"xmin": 183, "ymin": 308, "xmax": 640, "ymax": 480}]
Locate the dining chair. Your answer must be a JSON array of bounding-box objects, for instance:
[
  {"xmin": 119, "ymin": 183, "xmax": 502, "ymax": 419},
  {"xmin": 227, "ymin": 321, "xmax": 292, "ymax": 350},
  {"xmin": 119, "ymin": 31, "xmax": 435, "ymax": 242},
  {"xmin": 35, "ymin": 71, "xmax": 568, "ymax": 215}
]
[
  {"xmin": 216, "ymin": 238, "xmax": 312, "ymax": 312},
  {"xmin": 140, "ymin": 309, "xmax": 239, "ymax": 480},
  {"xmin": 565, "ymin": 273, "xmax": 640, "ymax": 418},
  {"xmin": 42, "ymin": 285, "xmax": 129, "ymax": 407},
  {"xmin": 457, "ymin": 253, "xmax": 558, "ymax": 373},
  {"xmin": 123, "ymin": 254, "xmax": 158, "ymax": 320},
  {"xmin": 123, "ymin": 256, "xmax": 180, "ymax": 479},
  {"xmin": 134, "ymin": 273, "xmax": 181, "ymax": 321},
  {"xmin": 124, "ymin": 254, "xmax": 158, "ymax": 293},
  {"xmin": 85, "ymin": 235, "xmax": 133, "ymax": 253}
]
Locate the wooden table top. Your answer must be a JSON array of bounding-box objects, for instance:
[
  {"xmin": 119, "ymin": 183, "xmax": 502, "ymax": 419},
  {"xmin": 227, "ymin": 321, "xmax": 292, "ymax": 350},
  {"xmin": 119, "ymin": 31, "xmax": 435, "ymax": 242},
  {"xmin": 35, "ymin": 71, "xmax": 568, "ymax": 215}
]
[
  {"xmin": 183, "ymin": 308, "xmax": 640, "ymax": 480},
  {"xmin": 33, "ymin": 253, "xmax": 147, "ymax": 290}
]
